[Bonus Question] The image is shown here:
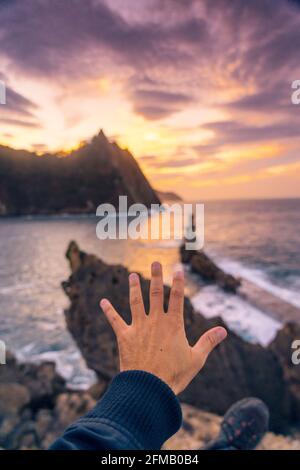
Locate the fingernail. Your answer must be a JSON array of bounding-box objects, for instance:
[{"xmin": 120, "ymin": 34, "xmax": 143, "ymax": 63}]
[
  {"xmin": 151, "ymin": 261, "xmax": 161, "ymax": 274},
  {"xmin": 100, "ymin": 299, "xmax": 109, "ymax": 308},
  {"xmin": 129, "ymin": 273, "xmax": 139, "ymax": 284},
  {"xmin": 174, "ymin": 270, "xmax": 184, "ymax": 280},
  {"xmin": 215, "ymin": 327, "xmax": 227, "ymax": 342}
]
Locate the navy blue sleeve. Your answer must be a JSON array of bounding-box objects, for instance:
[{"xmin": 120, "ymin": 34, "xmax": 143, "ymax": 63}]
[{"xmin": 49, "ymin": 370, "xmax": 182, "ymax": 450}]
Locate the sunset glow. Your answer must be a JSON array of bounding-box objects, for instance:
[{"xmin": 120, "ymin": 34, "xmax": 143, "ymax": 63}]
[{"xmin": 1, "ymin": 0, "xmax": 300, "ymax": 199}]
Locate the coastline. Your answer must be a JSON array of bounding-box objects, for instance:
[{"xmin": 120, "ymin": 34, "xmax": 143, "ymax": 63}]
[
  {"xmin": 1, "ymin": 240, "xmax": 300, "ymax": 449},
  {"xmin": 239, "ymin": 278, "xmax": 300, "ymax": 325},
  {"xmin": 1, "ymin": 204, "xmax": 300, "ymax": 387}
]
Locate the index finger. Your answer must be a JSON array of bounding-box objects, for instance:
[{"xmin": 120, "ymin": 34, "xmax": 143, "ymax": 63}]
[{"xmin": 100, "ymin": 298, "xmax": 128, "ymax": 337}]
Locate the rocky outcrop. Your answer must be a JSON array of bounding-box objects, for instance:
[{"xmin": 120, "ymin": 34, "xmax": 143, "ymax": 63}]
[
  {"xmin": 0, "ymin": 130, "xmax": 160, "ymax": 216},
  {"xmin": 1, "ymin": 353, "xmax": 299, "ymax": 450},
  {"xmin": 0, "ymin": 352, "xmax": 86, "ymax": 449},
  {"xmin": 0, "ymin": 351, "xmax": 66, "ymax": 410},
  {"xmin": 164, "ymin": 404, "xmax": 300, "ymax": 450},
  {"xmin": 180, "ymin": 244, "xmax": 241, "ymax": 292},
  {"xmin": 269, "ymin": 323, "xmax": 300, "ymax": 418},
  {"xmin": 62, "ymin": 241, "xmax": 300, "ymax": 431}
]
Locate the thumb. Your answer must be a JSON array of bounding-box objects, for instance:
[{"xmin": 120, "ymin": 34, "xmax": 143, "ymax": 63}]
[{"xmin": 193, "ymin": 326, "xmax": 227, "ymax": 367}]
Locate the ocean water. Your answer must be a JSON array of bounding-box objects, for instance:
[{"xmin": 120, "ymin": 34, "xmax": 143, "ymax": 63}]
[
  {"xmin": 190, "ymin": 199, "xmax": 300, "ymax": 347},
  {"xmin": 0, "ymin": 198, "xmax": 299, "ymax": 387}
]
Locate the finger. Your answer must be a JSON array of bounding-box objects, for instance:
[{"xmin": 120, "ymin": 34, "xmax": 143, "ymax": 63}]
[
  {"xmin": 168, "ymin": 270, "xmax": 184, "ymax": 317},
  {"xmin": 100, "ymin": 298, "xmax": 128, "ymax": 336},
  {"xmin": 192, "ymin": 326, "xmax": 227, "ymax": 367},
  {"xmin": 129, "ymin": 273, "xmax": 146, "ymax": 323},
  {"xmin": 149, "ymin": 261, "xmax": 164, "ymax": 314}
]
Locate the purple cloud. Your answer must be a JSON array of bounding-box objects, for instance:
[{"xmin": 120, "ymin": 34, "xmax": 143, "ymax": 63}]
[
  {"xmin": 131, "ymin": 89, "xmax": 193, "ymax": 119},
  {"xmin": 0, "ymin": 118, "xmax": 40, "ymax": 128},
  {"xmin": 202, "ymin": 120, "xmax": 300, "ymax": 145},
  {"xmin": 1, "ymin": 0, "xmax": 300, "ymax": 134},
  {"xmin": 0, "ymin": 72, "xmax": 40, "ymax": 128}
]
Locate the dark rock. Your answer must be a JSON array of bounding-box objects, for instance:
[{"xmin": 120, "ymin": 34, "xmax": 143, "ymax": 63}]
[
  {"xmin": 179, "ymin": 314, "xmax": 291, "ymax": 432},
  {"xmin": 0, "ymin": 130, "xmax": 160, "ymax": 216},
  {"xmin": 180, "ymin": 244, "xmax": 241, "ymax": 292},
  {"xmin": 0, "ymin": 383, "xmax": 30, "ymax": 416},
  {"xmin": 0, "ymin": 352, "xmax": 98, "ymax": 449},
  {"xmin": 182, "ymin": 420, "xmax": 194, "ymax": 433},
  {"xmin": 0, "ymin": 414, "xmax": 19, "ymax": 447},
  {"xmin": 179, "ymin": 243, "xmax": 195, "ymax": 264},
  {"xmin": 35, "ymin": 409, "xmax": 53, "ymax": 441},
  {"xmin": 87, "ymin": 381, "xmax": 108, "ymax": 401},
  {"xmin": 2, "ymin": 242, "xmax": 299, "ymax": 449},
  {"xmin": 269, "ymin": 323, "xmax": 300, "ymax": 418},
  {"xmin": 0, "ymin": 354, "xmax": 66, "ymax": 409},
  {"xmin": 54, "ymin": 392, "xmax": 96, "ymax": 429},
  {"xmin": 62, "ymin": 241, "xmax": 299, "ymax": 431},
  {"xmin": 5, "ymin": 420, "xmax": 40, "ymax": 450}
]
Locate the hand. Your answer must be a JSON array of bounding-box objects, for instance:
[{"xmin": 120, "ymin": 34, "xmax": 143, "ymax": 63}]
[{"xmin": 100, "ymin": 262, "xmax": 227, "ymax": 395}]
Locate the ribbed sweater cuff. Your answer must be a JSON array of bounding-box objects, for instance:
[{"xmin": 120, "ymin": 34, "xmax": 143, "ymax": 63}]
[{"xmin": 79, "ymin": 370, "xmax": 182, "ymax": 449}]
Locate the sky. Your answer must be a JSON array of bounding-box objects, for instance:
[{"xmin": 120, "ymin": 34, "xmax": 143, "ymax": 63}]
[{"xmin": 1, "ymin": 0, "xmax": 300, "ymax": 200}]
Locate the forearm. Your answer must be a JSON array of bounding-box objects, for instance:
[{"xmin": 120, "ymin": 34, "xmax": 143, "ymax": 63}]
[{"xmin": 49, "ymin": 371, "xmax": 182, "ymax": 450}]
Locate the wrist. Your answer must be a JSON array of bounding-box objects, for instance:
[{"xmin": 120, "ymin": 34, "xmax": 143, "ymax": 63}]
[{"xmin": 80, "ymin": 370, "xmax": 182, "ymax": 449}]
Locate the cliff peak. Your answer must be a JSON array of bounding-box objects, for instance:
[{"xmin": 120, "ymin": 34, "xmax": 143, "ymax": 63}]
[{"xmin": 0, "ymin": 130, "xmax": 160, "ymax": 216}]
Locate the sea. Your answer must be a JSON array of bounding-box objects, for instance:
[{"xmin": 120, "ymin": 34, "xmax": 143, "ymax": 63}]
[{"xmin": 0, "ymin": 198, "xmax": 299, "ymax": 388}]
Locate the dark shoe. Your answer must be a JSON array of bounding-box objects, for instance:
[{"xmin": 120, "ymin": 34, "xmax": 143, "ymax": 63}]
[{"xmin": 202, "ymin": 398, "xmax": 269, "ymax": 450}]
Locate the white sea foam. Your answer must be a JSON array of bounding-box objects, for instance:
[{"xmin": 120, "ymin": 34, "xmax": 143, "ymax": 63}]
[
  {"xmin": 0, "ymin": 282, "xmax": 36, "ymax": 295},
  {"xmin": 214, "ymin": 256, "xmax": 300, "ymax": 309},
  {"xmin": 191, "ymin": 285, "xmax": 282, "ymax": 346},
  {"xmin": 16, "ymin": 347, "xmax": 96, "ymax": 389}
]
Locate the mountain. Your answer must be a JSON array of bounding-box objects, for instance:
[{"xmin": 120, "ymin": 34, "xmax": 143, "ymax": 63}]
[{"xmin": 0, "ymin": 130, "xmax": 160, "ymax": 216}]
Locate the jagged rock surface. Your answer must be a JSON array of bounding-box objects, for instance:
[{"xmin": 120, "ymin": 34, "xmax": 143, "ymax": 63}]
[
  {"xmin": 62, "ymin": 241, "xmax": 300, "ymax": 431},
  {"xmin": 0, "ymin": 352, "xmax": 83, "ymax": 449},
  {"xmin": 0, "ymin": 351, "xmax": 66, "ymax": 410},
  {"xmin": 269, "ymin": 323, "xmax": 300, "ymax": 418},
  {"xmin": 0, "ymin": 130, "xmax": 160, "ymax": 216},
  {"xmin": 180, "ymin": 244, "xmax": 241, "ymax": 292},
  {"xmin": 164, "ymin": 404, "xmax": 300, "ymax": 450},
  {"xmin": 1, "ymin": 353, "xmax": 299, "ymax": 450}
]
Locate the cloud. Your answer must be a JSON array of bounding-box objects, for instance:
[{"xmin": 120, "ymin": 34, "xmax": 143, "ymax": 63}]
[
  {"xmin": 5, "ymin": 86, "xmax": 38, "ymax": 118},
  {"xmin": 0, "ymin": 1, "xmax": 298, "ymax": 85},
  {"xmin": 202, "ymin": 120, "xmax": 300, "ymax": 146},
  {"xmin": 223, "ymin": 83, "xmax": 291, "ymax": 113},
  {"xmin": 0, "ymin": 71, "xmax": 39, "ymax": 129},
  {"xmin": 30, "ymin": 143, "xmax": 47, "ymax": 151},
  {"xmin": 133, "ymin": 89, "xmax": 192, "ymax": 105},
  {"xmin": 2, "ymin": 0, "xmax": 299, "ymax": 116},
  {"xmin": 1, "ymin": 132, "xmax": 13, "ymax": 138},
  {"xmin": 0, "ymin": 0, "xmax": 209, "ymax": 77},
  {"xmin": 139, "ymin": 155, "xmax": 157, "ymax": 162},
  {"xmin": 0, "ymin": 118, "xmax": 40, "ymax": 128},
  {"xmin": 131, "ymin": 89, "xmax": 193, "ymax": 119},
  {"xmin": 1, "ymin": 0, "xmax": 300, "ymax": 164},
  {"xmin": 148, "ymin": 156, "xmax": 198, "ymax": 169}
]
